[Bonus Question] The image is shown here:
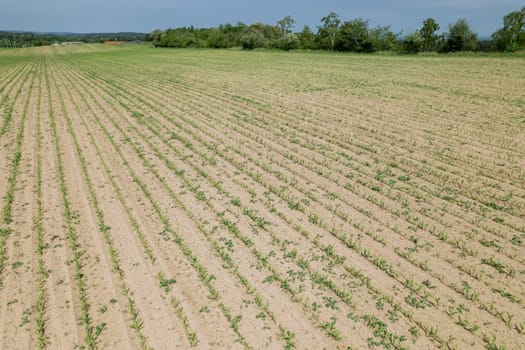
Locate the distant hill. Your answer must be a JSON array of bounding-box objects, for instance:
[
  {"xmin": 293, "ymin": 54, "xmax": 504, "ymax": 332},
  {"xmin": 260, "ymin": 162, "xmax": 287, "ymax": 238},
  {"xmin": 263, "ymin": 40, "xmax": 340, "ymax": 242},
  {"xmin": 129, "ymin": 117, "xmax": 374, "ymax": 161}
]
[
  {"xmin": 1, "ymin": 30, "xmax": 148, "ymax": 37},
  {"xmin": 0, "ymin": 30, "xmax": 149, "ymax": 48}
]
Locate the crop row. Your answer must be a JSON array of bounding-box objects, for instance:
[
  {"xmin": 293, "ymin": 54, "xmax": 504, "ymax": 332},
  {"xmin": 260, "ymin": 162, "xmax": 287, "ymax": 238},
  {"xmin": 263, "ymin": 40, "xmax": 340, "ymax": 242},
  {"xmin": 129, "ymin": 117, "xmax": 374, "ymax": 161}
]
[
  {"xmin": 50, "ymin": 60, "xmax": 303, "ymax": 349},
  {"xmin": 53, "ymin": 56, "xmax": 492, "ymax": 348},
  {"xmin": 0, "ymin": 62, "xmax": 36, "ymax": 292},
  {"xmin": 59, "ymin": 53, "xmax": 520, "ymax": 348}
]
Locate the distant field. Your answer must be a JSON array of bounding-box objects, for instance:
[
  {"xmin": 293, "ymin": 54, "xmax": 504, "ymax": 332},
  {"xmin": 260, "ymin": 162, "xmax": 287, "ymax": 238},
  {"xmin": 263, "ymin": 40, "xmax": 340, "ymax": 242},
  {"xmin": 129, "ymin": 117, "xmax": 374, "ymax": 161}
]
[{"xmin": 0, "ymin": 44, "xmax": 524, "ymax": 349}]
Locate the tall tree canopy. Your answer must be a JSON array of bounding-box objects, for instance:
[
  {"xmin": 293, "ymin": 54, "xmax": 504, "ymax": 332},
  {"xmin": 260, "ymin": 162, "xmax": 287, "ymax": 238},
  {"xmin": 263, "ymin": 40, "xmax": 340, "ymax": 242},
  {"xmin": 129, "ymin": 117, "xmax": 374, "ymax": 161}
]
[
  {"xmin": 492, "ymin": 7, "xmax": 525, "ymax": 52},
  {"xmin": 420, "ymin": 18, "xmax": 440, "ymax": 52},
  {"xmin": 277, "ymin": 16, "xmax": 295, "ymax": 36},
  {"xmin": 144, "ymin": 8, "xmax": 525, "ymax": 53},
  {"xmin": 318, "ymin": 12, "xmax": 341, "ymax": 51},
  {"xmin": 446, "ymin": 19, "xmax": 477, "ymax": 52},
  {"xmin": 336, "ymin": 18, "xmax": 372, "ymax": 52}
]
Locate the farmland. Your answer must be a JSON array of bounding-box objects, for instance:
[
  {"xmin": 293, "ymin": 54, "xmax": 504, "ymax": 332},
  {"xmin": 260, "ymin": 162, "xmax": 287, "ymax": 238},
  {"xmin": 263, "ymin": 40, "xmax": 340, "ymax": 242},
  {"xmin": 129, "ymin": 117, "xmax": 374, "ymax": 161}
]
[{"xmin": 0, "ymin": 44, "xmax": 524, "ymax": 349}]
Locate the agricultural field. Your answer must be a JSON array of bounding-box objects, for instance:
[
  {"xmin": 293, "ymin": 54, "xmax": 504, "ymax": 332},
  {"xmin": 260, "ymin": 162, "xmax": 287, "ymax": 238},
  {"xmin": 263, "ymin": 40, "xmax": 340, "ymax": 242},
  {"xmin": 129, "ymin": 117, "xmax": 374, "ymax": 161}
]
[{"xmin": 0, "ymin": 44, "xmax": 524, "ymax": 349}]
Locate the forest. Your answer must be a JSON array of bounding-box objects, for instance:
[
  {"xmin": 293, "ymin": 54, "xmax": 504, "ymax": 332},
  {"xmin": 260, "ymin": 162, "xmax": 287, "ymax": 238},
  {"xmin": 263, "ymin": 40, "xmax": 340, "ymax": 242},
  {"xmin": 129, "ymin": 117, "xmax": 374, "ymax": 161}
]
[
  {"xmin": 148, "ymin": 8, "xmax": 525, "ymax": 53},
  {"xmin": 1, "ymin": 7, "xmax": 523, "ymax": 53}
]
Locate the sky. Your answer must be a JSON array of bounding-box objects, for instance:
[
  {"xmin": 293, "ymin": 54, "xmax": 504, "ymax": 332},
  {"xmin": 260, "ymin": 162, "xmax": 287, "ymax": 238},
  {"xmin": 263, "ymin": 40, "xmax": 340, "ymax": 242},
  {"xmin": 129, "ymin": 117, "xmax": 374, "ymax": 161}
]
[{"xmin": 0, "ymin": 0, "xmax": 522, "ymax": 37}]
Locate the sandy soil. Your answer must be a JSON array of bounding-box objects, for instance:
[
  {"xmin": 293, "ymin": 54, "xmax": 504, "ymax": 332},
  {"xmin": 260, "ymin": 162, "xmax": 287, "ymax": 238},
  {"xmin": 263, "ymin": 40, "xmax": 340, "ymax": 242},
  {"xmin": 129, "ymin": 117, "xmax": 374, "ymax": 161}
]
[{"xmin": 0, "ymin": 46, "xmax": 524, "ymax": 349}]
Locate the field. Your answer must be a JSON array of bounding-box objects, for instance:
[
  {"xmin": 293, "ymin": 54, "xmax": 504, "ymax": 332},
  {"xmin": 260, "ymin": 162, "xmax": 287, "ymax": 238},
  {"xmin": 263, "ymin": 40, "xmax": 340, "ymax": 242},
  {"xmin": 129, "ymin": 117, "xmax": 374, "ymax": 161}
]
[{"xmin": 0, "ymin": 44, "xmax": 524, "ymax": 349}]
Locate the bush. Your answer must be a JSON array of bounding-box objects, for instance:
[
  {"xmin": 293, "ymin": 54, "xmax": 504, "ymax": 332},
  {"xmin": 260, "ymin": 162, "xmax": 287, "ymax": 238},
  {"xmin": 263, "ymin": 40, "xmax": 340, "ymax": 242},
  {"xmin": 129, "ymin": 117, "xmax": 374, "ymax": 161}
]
[
  {"xmin": 274, "ymin": 34, "xmax": 300, "ymax": 51},
  {"xmin": 402, "ymin": 31, "xmax": 423, "ymax": 54},
  {"xmin": 240, "ymin": 32, "xmax": 267, "ymax": 49}
]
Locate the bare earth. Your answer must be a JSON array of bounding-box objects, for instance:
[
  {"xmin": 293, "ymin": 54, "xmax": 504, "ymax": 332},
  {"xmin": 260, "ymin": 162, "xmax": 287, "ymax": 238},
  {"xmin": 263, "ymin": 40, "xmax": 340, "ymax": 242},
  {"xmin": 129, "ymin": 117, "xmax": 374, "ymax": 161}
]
[{"xmin": 0, "ymin": 45, "xmax": 524, "ymax": 349}]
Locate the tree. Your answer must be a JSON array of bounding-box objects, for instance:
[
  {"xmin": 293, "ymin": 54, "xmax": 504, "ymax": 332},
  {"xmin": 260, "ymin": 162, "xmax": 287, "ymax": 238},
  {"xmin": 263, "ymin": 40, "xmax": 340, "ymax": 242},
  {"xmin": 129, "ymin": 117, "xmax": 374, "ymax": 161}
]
[
  {"xmin": 219, "ymin": 22, "xmax": 246, "ymax": 47},
  {"xmin": 240, "ymin": 23, "xmax": 279, "ymax": 49},
  {"xmin": 297, "ymin": 25, "xmax": 318, "ymax": 50},
  {"xmin": 206, "ymin": 28, "xmax": 227, "ymax": 48},
  {"xmin": 337, "ymin": 18, "xmax": 372, "ymax": 52},
  {"xmin": 318, "ymin": 12, "xmax": 341, "ymax": 51},
  {"xmin": 402, "ymin": 31, "xmax": 423, "ymax": 54},
  {"xmin": 240, "ymin": 31, "xmax": 266, "ymax": 50},
  {"xmin": 446, "ymin": 19, "xmax": 477, "ymax": 52},
  {"xmin": 275, "ymin": 33, "xmax": 300, "ymax": 50},
  {"xmin": 150, "ymin": 29, "xmax": 163, "ymax": 47},
  {"xmin": 277, "ymin": 15, "xmax": 296, "ymax": 36},
  {"xmin": 492, "ymin": 7, "xmax": 525, "ymax": 52},
  {"xmin": 369, "ymin": 25, "xmax": 398, "ymax": 52},
  {"xmin": 420, "ymin": 18, "xmax": 440, "ymax": 52}
]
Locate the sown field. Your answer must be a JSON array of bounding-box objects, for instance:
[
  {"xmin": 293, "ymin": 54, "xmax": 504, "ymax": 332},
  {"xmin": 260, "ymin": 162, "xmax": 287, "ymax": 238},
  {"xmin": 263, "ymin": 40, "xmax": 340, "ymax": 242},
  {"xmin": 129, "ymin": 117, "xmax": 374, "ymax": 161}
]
[{"xmin": 0, "ymin": 44, "xmax": 524, "ymax": 350}]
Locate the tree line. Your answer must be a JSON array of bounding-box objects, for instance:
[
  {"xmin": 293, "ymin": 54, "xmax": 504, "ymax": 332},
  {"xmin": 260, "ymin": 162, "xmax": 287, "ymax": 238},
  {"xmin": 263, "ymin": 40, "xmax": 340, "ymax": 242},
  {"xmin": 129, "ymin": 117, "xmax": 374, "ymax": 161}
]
[
  {"xmin": 0, "ymin": 32, "xmax": 147, "ymax": 48},
  {"xmin": 149, "ymin": 7, "xmax": 525, "ymax": 53},
  {"xmin": 1, "ymin": 7, "xmax": 522, "ymax": 52}
]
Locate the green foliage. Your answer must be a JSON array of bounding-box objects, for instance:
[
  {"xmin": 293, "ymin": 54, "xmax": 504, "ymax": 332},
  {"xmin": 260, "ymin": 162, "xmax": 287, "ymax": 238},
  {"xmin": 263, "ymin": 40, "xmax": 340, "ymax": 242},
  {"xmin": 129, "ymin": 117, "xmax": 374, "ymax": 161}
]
[
  {"xmin": 297, "ymin": 26, "xmax": 318, "ymax": 50},
  {"xmin": 159, "ymin": 27, "xmax": 199, "ymax": 48},
  {"xmin": 275, "ymin": 33, "xmax": 300, "ymax": 51},
  {"xmin": 277, "ymin": 15, "xmax": 296, "ymax": 36},
  {"xmin": 159, "ymin": 276, "xmax": 177, "ymax": 291},
  {"xmin": 369, "ymin": 25, "xmax": 399, "ymax": 51},
  {"xmin": 154, "ymin": 25, "xmax": 242, "ymax": 48},
  {"xmin": 240, "ymin": 31, "xmax": 267, "ymax": 50},
  {"xmin": 240, "ymin": 23, "xmax": 280, "ymax": 49},
  {"xmin": 420, "ymin": 18, "xmax": 440, "ymax": 52},
  {"xmin": 336, "ymin": 18, "xmax": 373, "ymax": 52},
  {"xmin": 481, "ymin": 256, "xmax": 516, "ymax": 277},
  {"xmin": 317, "ymin": 12, "xmax": 341, "ymax": 51},
  {"xmin": 446, "ymin": 19, "xmax": 477, "ymax": 52},
  {"xmin": 145, "ymin": 11, "xmax": 511, "ymax": 53},
  {"xmin": 492, "ymin": 6, "xmax": 525, "ymax": 52},
  {"xmin": 0, "ymin": 31, "xmax": 146, "ymax": 48},
  {"xmin": 3, "ymin": 9, "xmax": 521, "ymax": 53},
  {"xmin": 403, "ymin": 31, "xmax": 423, "ymax": 54},
  {"xmin": 206, "ymin": 28, "xmax": 229, "ymax": 48}
]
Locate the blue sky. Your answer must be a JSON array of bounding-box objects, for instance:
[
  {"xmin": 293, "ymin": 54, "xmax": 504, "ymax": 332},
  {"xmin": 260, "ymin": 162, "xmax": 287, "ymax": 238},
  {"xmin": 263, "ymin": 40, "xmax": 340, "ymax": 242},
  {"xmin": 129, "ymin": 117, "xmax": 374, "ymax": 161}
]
[{"xmin": 0, "ymin": 0, "xmax": 522, "ymax": 37}]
